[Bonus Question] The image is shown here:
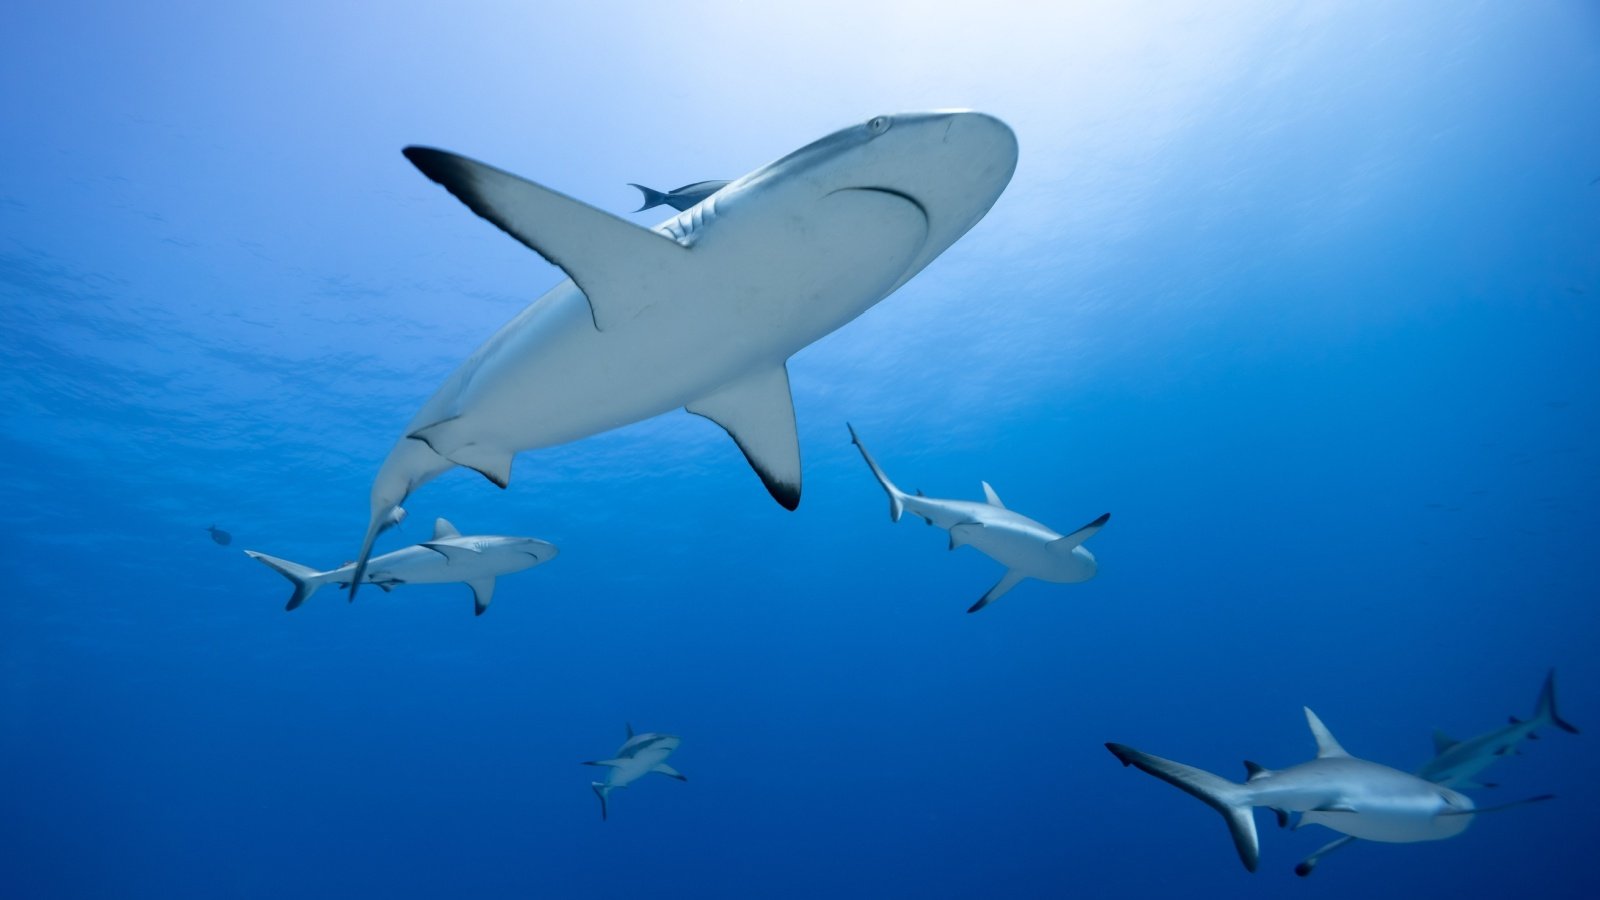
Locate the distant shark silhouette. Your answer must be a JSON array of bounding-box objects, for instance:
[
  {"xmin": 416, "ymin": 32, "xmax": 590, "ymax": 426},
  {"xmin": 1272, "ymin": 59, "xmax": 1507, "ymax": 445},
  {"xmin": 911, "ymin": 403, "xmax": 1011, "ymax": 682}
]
[
  {"xmin": 847, "ymin": 424, "xmax": 1108, "ymax": 612},
  {"xmin": 1295, "ymin": 670, "xmax": 1577, "ymax": 876},
  {"xmin": 583, "ymin": 724, "xmax": 686, "ymax": 820},
  {"xmin": 247, "ymin": 518, "xmax": 555, "ymax": 615},
  {"xmin": 627, "ymin": 180, "xmax": 730, "ymax": 212},
  {"xmin": 1107, "ymin": 707, "xmax": 1554, "ymax": 872},
  {"xmin": 347, "ymin": 111, "xmax": 1018, "ymax": 598},
  {"xmin": 206, "ymin": 525, "xmax": 231, "ymax": 546}
]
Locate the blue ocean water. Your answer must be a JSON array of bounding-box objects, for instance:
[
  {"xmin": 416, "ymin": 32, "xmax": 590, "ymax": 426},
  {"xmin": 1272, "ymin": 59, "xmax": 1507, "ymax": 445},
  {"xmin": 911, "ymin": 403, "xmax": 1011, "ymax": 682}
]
[{"xmin": 2, "ymin": 2, "xmax": 1597, "ymax": 897}]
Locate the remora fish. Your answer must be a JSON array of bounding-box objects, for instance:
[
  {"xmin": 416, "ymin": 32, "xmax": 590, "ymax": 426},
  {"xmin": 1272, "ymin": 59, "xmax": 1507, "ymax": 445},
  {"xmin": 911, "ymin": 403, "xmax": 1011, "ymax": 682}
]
[
  {"xmin": 1295, "ymin": 669, "xmax": 1577, "ymax": 876},
  {"xmin": 847, "ymin": 424, "xmax": 1108, "ymax": 612},
  {"xmin": 1107, "ymin": 707, "xmax": 1554, "ymax": 872},
  {"xmin": 347, "ymin": 111, "xmax": 1018, "ymax": 597},
  {"xmin": 627, "ymin": 180, "xmax": 730, "ymax": 212},
  {"xmin": 246, "ymin": 518, "xmax": 555, "ymax": 615},
  {"xmin": 583, "ymin": 724, "xmax": 686, "ymax": 820}
]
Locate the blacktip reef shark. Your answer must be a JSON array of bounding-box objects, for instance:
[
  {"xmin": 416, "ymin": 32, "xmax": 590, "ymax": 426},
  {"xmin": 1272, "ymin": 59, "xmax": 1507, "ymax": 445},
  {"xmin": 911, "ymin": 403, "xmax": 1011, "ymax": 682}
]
[
  {"xmin": 246, "ymin": 518, "xmax": 556, "ymax": 615},
  {"xmin": 1295, "ymin": 669, "xmax": 1577, "ymax": 876},
  {"xmin": 627, "ymin": 179, "xmax": 731, "ymax": 212},
  {"xmin": 846, "ymin": 424, "xmax": 1108, "ymax": 612},
  {"xmin": 1107, "ymin": 708, "xmax": 1555, "ymax": 873},
  {"xmin": 583, "ymin": 724, "xmax": 686, "ymax": 820},
  {"xmin": 347, "ymin": 111, "xmax": 1019, "ymax": 598}
]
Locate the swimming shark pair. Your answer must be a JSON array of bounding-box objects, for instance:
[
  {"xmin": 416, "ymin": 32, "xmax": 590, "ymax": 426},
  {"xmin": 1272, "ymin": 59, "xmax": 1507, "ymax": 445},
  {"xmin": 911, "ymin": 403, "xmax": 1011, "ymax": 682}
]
[
  {"xmin": 346, "ymin": 110, "xmax": 1020, "ymax": 597},
  {"xmin": 246, "ymin": 518, "xmax": 555, "ymax": 615},
  {"xmin": 1293, "ymin": 669, "xmax": 1578, "ymax": 876},
  {"xmin": 583, "ymin": 725, "xmax": 686, "ymax": 820},
  {"xmin": 848, "ymin": 425, "xmax": 1108, "ymax": 612},
  {"xmin": 1107, "ymin": 703, "xmax": 1561, "ymax": 873}
]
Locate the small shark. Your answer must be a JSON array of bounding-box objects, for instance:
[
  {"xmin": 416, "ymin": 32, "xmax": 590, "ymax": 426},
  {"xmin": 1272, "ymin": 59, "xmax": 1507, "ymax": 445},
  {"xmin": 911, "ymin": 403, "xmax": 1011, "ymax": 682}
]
[
  {"xmin": 1295, "ymin": 669, "xmax": 1578, "ymax": 876},
  {"xmin": 847, "ymin": 424, "xmax": 1108, "ymax": 612},
  {"xmin": 1107, "ymin": 708, "xmax": 1554, "ymax": 872},
  {"xmin": 206, "ymin": 524, "xmax": 232, "ymax": 546},
  {"xmin": 627, "ymin": 180, "xmax": 731, "ymax": 212},
  {"xmin": 246, "ymin": 518, "xmax": 555, "ymax": 615},
  {"xmin": 347, "ymin": 111, "xmax": 1018, "ymax": 597},
  {"xmin": 583, "ymin": 724, "xmax": 686, "ymax": 820}
]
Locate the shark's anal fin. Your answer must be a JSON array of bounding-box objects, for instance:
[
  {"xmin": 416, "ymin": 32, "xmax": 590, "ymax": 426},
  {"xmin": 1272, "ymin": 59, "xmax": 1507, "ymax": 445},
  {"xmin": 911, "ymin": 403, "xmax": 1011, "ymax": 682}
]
[
  {"xmin": 949, "ymin": 522, "xmax": 984, "ymax": 550},
  {"xmin": 403, "ymin": 147, "xmax": 690, "ymax": 332},
  {"xmin": 652, "ymin": 763, "xmax": 686, "ymax": 781},
  {"xmin": 466, "ymin": 577, "xmax": 495, "ymax": 616},
  {"xmin": 687, "ymin": 364, "xmax": 801, "ymax": 510},
  {"xmin": 969, "ymin": 570, "xmax": 1025, "ymax": 613}
]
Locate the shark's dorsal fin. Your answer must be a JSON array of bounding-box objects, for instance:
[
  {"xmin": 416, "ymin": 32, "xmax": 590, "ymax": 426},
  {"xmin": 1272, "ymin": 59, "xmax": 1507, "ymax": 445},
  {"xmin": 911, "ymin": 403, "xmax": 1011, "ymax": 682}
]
[
  {"xmin": 686, "ymin": 363, "xmax": 801, "ymax": 510},
  {"xmin": 626, "ymin": 723, "xmax": 635, "ymax": 739},
  {"xmin": 1431, "ymin": 729, "xmax": 1459, "ymax": 755},
  {"xmin": 981, "ymin": 481, "xmax": 1005, "ymax": 508},
  {"xmin": 433, "ymin": 518, "xmax": 461, "ymax": 540},
  {"xmin": 1304, "ymin": 708, "xmax": 1350, "ymax": 757},
  {"xmin": 466, "ymin": 577, "xmax": 495, "ymax": 616},
  {"xmin": 404, "ymin": 147, "xmax": 691, "ymax": 332},
  {"xmin": 1051, "ymin": 512, "xmax": 1110, "ymax": 551},
  {"xmin": 1243, "ymin": 761, "xmax": 1271, "ymax": 782}
]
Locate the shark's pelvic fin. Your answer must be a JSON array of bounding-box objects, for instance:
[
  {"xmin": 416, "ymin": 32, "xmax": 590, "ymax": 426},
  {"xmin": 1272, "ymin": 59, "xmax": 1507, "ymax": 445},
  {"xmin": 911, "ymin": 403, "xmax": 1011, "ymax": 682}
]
[
  {"xmin": 1052, "ymin": 512, "xmax": 1111, "ymax": 551},
  {"xmin": 652, "ymin": 763, "xmax": 686, "ymax": 781},
  {"xmin": 466, "ymin": 577, "xmax": 495, "ymax": 616},
  {"xmin": 1304, "ymin": 708, "xmax": 1351, "ymax": 758},
  {"xmin": 687, "ymin": 363, "xmax": 801, "ymax": 510},
  {"xmin": 1105, "ymin": 743, "xmax": 1260, "ymax": 872},
  {"xmin": 949, "ymin": 522, "xmax": 984, "ymax": 550},
  {"xmin": 403, "ymin": 147, "xmax": 691, "ymax": 332},
  {"xmin": 968, "ymin": 569, "xmax": 1025, "ymax": 613},
  {"xmin": 981, "ymin": 481, "xmax": 1006, "ymax": 508}
]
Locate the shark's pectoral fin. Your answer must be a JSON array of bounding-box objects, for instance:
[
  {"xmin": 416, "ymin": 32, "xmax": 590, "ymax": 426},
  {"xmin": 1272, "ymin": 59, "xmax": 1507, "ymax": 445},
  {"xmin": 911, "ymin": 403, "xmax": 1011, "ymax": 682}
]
[
  {"xmin": 652, "ymin": 763, "xmax": 686, "ymax": 781},
  {"xmin": 583, "ymin": 758, "xmax": 626, "ymax": 768},
  {"xmin": 408, "ymin": 420, "xmax": 514, "ymax": 489},
  {"xmin": 422, "ymin": 542, "xmax": 483, "ymax": 563},
  {"xmin": 403, "ymin": 147, "xmax": 690, "ymax": 332},
  {"xmin": 969, "ymin": 569, "xmax": 1025, "ymax": 613},
  {"xmin": 1051, "ymin": 512, "xmax": 1111, "ymax": 551},
  {"xmin": 687, "ymin": 363, "xmax": 801, "ymax": 510},
  {"xmin": 467, "ymin": 577, "xmax": 495, "ymax": 616},
  {"xmin": 949, "ymin": 522, "xmax": 984, "ymax": 550}
]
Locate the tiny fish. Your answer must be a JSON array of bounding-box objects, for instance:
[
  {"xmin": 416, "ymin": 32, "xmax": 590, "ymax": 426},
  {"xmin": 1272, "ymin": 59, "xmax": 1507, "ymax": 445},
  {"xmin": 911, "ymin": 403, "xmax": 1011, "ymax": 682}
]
[{"xmin": 207, "ymin": 524, "xmax": 232, "ymax": 546}]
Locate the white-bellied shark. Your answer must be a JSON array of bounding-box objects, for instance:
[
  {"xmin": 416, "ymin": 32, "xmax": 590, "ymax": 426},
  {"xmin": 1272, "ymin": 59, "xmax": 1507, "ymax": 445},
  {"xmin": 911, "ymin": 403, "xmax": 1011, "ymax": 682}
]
[
  {"xmin": 1295, "ymin": 669, "xmax": 1577, "ymax": 876},
  {"xmin": 583, "ymin": 724, "xmax": 686, "ymax": 820},
  {"xmin": 1107, "ymin": 708, "xmax": 1555, "ymax": 872},
  {"xmin": 246, "ymin": 518, "xmax": 555, "ymax": 615},
  {"xmin": 346, "ymin": 111, "xmax": 1018, "ymax": 598},
  {"xmin": 628, "ymin": 180, "xmax": 731, "ymax": 212},
  {"xmin": 847, "ymin": 424, "xmax": 1108, "ymax": 612}
]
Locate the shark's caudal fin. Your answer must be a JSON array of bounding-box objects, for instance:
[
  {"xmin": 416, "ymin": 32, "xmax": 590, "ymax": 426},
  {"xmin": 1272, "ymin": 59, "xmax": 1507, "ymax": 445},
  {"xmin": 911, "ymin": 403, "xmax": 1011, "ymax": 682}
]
[
  {"xmin": 846, "ymin": 424, "xmax": 906, "ymax": 522},
  {"xmin": 1105, "ymin": 743, "xmax": 1260, "ymax": 872},
  {"xmin": 1534, "ymin": 669, "xmax": 1580, "ymax": 734},
  {"xmin": 627, "ymin": 183, "xmax": 670, "ymax": 212},
  {"xmin": 244, "ymin": 551, "xmax": 332, "ymax": 612}
]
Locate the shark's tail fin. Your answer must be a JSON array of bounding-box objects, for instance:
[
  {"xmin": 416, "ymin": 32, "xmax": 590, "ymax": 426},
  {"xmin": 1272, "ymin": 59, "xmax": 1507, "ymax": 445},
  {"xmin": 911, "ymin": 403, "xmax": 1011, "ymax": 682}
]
[
  {"xmin": 591, "ymin": 782, "xmax": 612, "ymax": 821},
  {"xmin": 244, "ymin": 551, "xmax": 332, "ymax": 611},
  {"xmin": 1534, "ymin": 669, "xmax": 1579, "ymax": 734},
  {"xmin": 1106, "ymin": 742, "xmax": 1260, "ymax": 872},
  {"xmin": 627, "ymin": 183, "xmax": 670, "ymax": 213},
  {"xmin": 846, "ymin": 423, "xmax": 906, "ymax": 522}
]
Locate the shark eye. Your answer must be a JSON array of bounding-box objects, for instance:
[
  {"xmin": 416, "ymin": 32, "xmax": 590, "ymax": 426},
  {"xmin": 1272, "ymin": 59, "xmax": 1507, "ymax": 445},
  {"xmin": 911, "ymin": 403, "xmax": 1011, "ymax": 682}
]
[{"xmin": 867, "ymin": 115, "xmax": 893, "ymax": 135}]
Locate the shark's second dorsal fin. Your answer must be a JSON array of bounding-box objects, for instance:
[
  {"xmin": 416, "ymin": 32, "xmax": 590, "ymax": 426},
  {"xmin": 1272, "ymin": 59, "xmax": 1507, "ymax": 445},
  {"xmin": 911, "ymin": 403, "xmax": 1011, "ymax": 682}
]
[
  {"xmin": 1304, "ymin": 708, "xmax": 1350, "ymax": 757},
  {"xmin": 433, "ymin": 518, "xmax": 461, "ymax": 541},
  {"xmin": 686, "ymin": 364, "xmax": 801, "ymax": 510},
  {"xmin": 403, "ymin": 147, "xmax": 691, "ymax": 332},
  {"xmin": 1432, "ymin": 729, "xmax": 1459, "ymax": 755},
  {"xmin": 981, "ymin": 481, "xmax": 1005, "ymax": 508}
]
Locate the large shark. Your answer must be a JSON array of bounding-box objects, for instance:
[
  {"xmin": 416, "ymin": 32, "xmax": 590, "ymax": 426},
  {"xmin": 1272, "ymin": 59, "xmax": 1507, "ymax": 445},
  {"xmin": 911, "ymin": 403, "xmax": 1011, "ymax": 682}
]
[
  {"xmin": 1106, "ymin": 708, "xmax": 1553, "ymax": 872},
  {"xmin": 583, "ymin": 724, "xmax": 686, "ymax": 820},
  {"xmin": 346, "ymin": 111, "xmax": 1017, "ymax": 597},
  {"xmin": 847, "ymin": 424, "xmax": 1108, "ymax": 612},
  {"xmin": 627, "ymin": 179, "xmax": 731, "ymax": 212},
  {"xmin": 246, "ymin": 518, "xmax": 555, "ymax": 615},
  {"xmin": 1295, "ymin": 669, "xmax": 1577, "ymax": 876}
]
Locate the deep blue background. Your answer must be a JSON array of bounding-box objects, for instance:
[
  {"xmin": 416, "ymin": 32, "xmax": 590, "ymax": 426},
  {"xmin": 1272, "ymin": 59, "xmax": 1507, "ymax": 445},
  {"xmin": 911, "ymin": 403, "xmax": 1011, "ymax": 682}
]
[{"xmin": 2, "ymin": 2, "xmax": 1597, "ymax": 897}]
